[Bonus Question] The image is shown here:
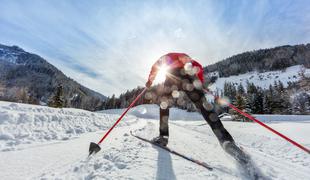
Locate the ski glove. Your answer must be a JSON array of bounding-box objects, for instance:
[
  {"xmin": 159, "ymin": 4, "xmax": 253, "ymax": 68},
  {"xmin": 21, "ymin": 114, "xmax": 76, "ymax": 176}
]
[{"xmin": 145, "ymin": 80, "xmax": 152, "ymax": 88}]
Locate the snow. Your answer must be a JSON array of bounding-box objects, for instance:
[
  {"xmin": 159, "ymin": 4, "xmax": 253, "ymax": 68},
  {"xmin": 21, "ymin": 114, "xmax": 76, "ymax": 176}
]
[
  {"xmin": 304, "ymin": 68, "xmax": 310, "ymax": 78},
  {"xmin": 0, "ymin": 101, "xmax": 132, "ymax": 152},
  {"xmin": 254, "ymin": 114, "xmax": 310, "ymax": 122},
  {"xmin": 102, "ymin": 104, "xmax": 203, "ymax": 121},
  {"xmin": 0, "ymin": 101, "xmax": 309, "ymax": 179},
  {"xmin": 209, "ymin": 65, "xmax": 308, "ymax": 92},
  {"xmin": 0, "ymin": 47, "xmax": 25, "ymax": 64}
]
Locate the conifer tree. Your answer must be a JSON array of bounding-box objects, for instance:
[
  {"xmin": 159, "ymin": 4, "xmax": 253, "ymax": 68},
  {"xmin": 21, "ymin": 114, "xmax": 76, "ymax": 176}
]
[
  {"xmin": 237, "ymin": 83, "xmax": 245, "ymax": 95},
  {"xmin": 48, "ymin": 84, "xmax": 64, "ymax": 108}
]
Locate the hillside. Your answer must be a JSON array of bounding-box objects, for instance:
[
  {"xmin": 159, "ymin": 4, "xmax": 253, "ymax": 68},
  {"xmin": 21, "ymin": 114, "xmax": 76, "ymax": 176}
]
[
  {"xmin": 205, "ymin": 44, "xmax": 310, "ymax": 77},
  {"xmin": 0, "ymin": 44, "xmax": 106, "ymax": 111}
]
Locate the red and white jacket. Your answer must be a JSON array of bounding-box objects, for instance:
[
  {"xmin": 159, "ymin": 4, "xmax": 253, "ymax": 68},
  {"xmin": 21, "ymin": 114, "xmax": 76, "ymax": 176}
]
[{"xmin": 147, "ymin": 53, "xmax": 204, "ymax": 84}]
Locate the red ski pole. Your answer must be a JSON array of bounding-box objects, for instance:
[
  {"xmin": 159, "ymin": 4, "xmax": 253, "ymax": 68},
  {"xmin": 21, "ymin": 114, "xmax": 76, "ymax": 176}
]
[
  {"xmin": 89, "ymin": 87, "xmax": 147, "ymax": 155},
  {"xmin": 203, "ymin": 88, "xmax": 310, "ymax": 154}
]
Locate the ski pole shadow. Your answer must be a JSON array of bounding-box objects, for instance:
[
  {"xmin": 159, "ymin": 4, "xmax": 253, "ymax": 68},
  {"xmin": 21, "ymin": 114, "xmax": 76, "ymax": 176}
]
[{"xmin": 155, "ymin": 147, "xmax": 176, "ymax": 180}]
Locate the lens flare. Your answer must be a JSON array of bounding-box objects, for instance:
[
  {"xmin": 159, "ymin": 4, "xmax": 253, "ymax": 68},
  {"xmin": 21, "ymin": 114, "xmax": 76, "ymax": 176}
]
[
  {"xmin": 154, "ymin": 65, "xmax": 168, "ymax": 84},
  {"xmin": 217, "ymin": 96, "xmax": 231, "ymax": 107}
]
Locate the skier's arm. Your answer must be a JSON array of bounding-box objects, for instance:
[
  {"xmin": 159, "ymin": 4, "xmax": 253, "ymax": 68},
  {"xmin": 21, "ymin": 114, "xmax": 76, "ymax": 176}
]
[
  {"xmin": 146, "ymin": 59, "xmax": 162, "ymax": 87},
  {"xmin": 191, "ymin": 60, "xmax": 204, "ymax": 83}
]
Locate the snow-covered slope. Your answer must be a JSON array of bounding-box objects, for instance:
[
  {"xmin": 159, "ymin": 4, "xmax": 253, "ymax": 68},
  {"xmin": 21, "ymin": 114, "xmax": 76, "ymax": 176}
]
[
  {"xmin": 0, "ymin": 101, "xmax": 132, "ymax": 152},
  {"xmin": 209, "ymin": 65, "xmax": 309, "ymax": 92},
  {"xmin": 0, "ymin": 101, "xmax": 309, "ymax": 179},
  {"xmin": 0, "ymin": 46, "xmax": 25, "ymax": 64}
]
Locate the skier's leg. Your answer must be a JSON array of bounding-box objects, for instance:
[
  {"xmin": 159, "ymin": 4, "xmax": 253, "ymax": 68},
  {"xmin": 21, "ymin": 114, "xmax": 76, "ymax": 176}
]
[
  {"xmin": 185, "ymin": 89, "xmax": 234, "ymax": 144},
  {"xmin": 186, "ymin": 89, "xmax": 250, "ymax": 164},
  {"xmin": 154, "ymin": 83, "xmax": 172, "ymax": 146},
  {"xmin": 152, "ymin": 106, "xmax": 169, "ymax": 146},
  {"xmin": 159, "ymin": 107, "xmax": 169, "ymax": 136}
]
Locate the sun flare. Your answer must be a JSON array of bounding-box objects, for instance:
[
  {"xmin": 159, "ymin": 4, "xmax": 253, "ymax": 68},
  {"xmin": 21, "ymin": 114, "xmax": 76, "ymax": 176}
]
[{"xmin": 153, "ymin": 65, "xmax": 168, "ymax": 84}]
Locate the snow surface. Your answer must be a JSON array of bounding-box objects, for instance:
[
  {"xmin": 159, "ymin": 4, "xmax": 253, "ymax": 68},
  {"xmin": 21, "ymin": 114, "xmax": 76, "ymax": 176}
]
[
  {"xmin": 254, "ymin": 114, "xmax": 310, "ymax": 123},
  {"xmin": 209, "ymin": 65, "xmax": 308, "ymax": 93},
  {"xmin": 0, "ymin": 101, "xmax": 309, "ymax": 179},
  {"xmin": 102, "ymin": 104, "xmax": 203, "ymax": 121},
  {"xmin": 0, "ymin": 101, "xmax": 133, "ymax": 152},
  {"xmin": 0, "ymin": 47, "xmax": 24, "ymax": 64}
]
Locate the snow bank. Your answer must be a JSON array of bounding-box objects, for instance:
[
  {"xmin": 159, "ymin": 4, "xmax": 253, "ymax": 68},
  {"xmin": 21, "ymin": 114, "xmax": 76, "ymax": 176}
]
[
  {"xmin": 0, "ymin": 101, "xmax": 129, "ymax": 151},
  {"xmin": 254, "ymin": 114, "xmax": 310, "ymax": 123}
]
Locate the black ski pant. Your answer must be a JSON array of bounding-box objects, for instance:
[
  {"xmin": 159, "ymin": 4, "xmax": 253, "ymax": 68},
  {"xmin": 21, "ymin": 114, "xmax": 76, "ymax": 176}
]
[{"xmin": 158, "ymin": 68, "xmax": 234, "ymax": 145}]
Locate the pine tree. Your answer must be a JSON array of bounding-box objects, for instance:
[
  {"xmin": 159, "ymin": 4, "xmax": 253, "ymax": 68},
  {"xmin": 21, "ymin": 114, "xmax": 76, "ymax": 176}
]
[
  {"xmin": 224, "ymin": 82, "xmax": 237, "ymax": 102},
  {"xmin": 279, "ymin": 90, "xmax": 291, "ymax": 114},
  {"xmin": 234, "ymin": 94, "xmax": 247, "ymax": 121},
  {"xmin": 48, "ymin": 84, "xmax": 64, "ymax": 108},
  {"xmin": 253, "ymin": 88, "xmax": 264, "ymax": 114},
  {"xmin": 278, "ymin": 80, "xmax": 284, "ymax": 93},
  {"xmin": 237, "ymin": 83, "xmax": 245, "ymax": 95},
  {"xmin": 110, "ymin": 94, "xmax": 116, "ymax": 109},
  {"xmin": 263, "ymin": 93, "xmax": 272, "ymax": 114}
]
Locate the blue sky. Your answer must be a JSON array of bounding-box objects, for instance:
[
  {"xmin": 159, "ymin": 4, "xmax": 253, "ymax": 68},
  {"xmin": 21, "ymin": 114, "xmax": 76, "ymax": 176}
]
[{"xmin": 0, "ymin": 0, "xmax": 309, "ymax": 96}]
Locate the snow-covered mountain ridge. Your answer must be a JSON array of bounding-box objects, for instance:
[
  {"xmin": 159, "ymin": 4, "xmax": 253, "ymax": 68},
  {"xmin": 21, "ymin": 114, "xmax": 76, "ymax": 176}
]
[
  {"xmin": 205, "ymin": 44, "xmax": 310, "ymax": 78},
  {"xmin": 209, "ymin": 65, "xmax": 310, "ymax": 93},
  {"xmin": 0, "ymin": 45, "xmax": 26, "ymax": 64}
]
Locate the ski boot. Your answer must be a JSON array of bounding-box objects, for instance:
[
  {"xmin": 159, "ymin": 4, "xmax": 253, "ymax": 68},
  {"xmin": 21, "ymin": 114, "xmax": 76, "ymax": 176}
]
[
  {"xmin": 222, "ymin": 141, "xmax": 250, "ymax": 165},
  {"xmin": 152, "ymin": 135, "xmax": 169, "ymax": 146}
]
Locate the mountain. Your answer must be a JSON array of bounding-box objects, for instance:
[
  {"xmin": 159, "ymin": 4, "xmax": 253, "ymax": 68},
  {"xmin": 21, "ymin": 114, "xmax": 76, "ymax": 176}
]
[
  {"xmin": 204, "ymin": 44, "xmax": 310, "ymax": 77},
  {"xmin": 0, "ymin": 44, "xmax": 106, "ymax": 111}
]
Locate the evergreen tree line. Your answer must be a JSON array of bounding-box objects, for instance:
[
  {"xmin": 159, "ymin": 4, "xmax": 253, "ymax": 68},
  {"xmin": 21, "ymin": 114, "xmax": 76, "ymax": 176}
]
[
  {"xmin": 47, "ymin": 84, "xmax": 104, "ymax": 111},
  {"xmin": 102, "ymin": 86, "xmax": 150, "ymax": 110},
  {"xmin": 103, "ymin": 80, "xmax": 310, "ymax": 117},
  {"xmin": 223, "ymin": 81, "xmax": 310, "ymax": 117}
]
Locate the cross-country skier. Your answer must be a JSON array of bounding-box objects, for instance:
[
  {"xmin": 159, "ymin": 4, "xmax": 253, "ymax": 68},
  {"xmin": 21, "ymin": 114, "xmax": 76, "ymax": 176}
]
[{"xmin": 146, "ymin": 52, "xmax": 249, "ymax": 164}]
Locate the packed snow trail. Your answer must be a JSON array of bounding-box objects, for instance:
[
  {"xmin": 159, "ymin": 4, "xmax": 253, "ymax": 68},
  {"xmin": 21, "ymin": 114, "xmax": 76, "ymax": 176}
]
[
  {"xmin": 130, "ymin": 131, "xmax": 213, "ymax": 170},
  {"xmin": 0, "ymin": 102, "xmax": 309, "ymax": 179}
]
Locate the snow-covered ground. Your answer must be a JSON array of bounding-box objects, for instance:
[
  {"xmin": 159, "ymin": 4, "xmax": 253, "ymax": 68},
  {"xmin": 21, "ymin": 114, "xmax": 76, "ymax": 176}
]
[
  {"xmin": 209, "ymin": 65, "xmax": 309, "ymax": 92},
  {"xmin": 0, "ymin": 46, "xmax": 25, "ymax": 64},
  {"xmin": 0, "ymin": 101, "xmax": 309, "ymax": 179}
]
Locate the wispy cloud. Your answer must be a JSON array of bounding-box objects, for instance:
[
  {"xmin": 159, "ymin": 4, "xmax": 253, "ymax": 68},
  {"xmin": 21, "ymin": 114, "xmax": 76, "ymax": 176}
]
[{"xmin": 0, "ymin": 0, "xmax": 309, "ymax": 96}]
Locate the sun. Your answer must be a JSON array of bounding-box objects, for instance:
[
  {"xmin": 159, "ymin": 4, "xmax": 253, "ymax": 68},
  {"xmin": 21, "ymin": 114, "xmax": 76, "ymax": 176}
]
[{"xmin": 153, "ymin": 65, "xmax": 168, "ymax": 84}]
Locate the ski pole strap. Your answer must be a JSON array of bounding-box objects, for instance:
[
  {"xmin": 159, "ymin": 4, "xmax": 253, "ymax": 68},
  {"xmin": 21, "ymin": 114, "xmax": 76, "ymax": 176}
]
[
  {"xmin": 203, "ymin": 88, "xmax": 310, "ymax": 154},
  {"xmin": 97, "ymin": 88, "xmax": 147, "ymax": 145}
]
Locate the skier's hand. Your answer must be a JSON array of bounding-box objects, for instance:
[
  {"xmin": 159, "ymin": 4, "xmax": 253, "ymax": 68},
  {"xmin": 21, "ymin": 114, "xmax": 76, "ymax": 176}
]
[{"xmin": 145, "ymin": 80, "xmax": 152, "ymax": 88}]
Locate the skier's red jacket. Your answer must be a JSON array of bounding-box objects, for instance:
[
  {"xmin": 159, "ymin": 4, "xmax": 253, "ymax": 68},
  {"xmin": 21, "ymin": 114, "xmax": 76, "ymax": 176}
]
[{"xmin": 147, "ymin": 53, "xmax": 204, "ymax": 84}]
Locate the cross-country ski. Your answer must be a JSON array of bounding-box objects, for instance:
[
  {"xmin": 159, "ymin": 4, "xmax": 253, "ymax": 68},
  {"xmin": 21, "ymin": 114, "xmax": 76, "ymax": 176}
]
[{"xmin": 130, "ymin": 131, "xmax": 213, "ymax": 171}]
